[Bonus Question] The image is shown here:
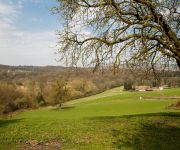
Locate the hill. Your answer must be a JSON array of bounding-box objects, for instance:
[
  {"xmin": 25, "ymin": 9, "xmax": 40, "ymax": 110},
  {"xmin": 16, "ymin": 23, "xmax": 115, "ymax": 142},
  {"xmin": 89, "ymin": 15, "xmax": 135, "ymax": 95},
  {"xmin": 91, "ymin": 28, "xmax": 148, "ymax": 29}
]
[{"xmin": 0, "ymin": 87, "xmax": 180, "ymax": 150}]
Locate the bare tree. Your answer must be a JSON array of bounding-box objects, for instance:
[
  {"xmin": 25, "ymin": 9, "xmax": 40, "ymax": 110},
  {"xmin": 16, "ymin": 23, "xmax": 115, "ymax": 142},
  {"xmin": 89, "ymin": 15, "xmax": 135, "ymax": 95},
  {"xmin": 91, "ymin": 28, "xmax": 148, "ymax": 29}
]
[
  {"xmin": 51, "ymin": 79, "xmax": 69, "ymax": 108},
  {"xmin": 53, "ymin": 0, "xmax": 180, "ymax": 70}
]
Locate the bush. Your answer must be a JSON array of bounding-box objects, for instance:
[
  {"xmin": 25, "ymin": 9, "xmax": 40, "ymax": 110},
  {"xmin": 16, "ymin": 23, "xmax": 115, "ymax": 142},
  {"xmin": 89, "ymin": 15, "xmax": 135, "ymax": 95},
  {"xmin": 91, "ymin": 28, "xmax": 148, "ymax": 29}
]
[
  {"xmin": 0, "ymin": 82, "xmax": 37, "ymax": 114},
  {"xmin": 69, "ymin": 90, "xmax": 84, "ymax": 99},
  {"xmin": 2, "ymin": 98, "xmax": 35, "ymax": 114},
  {"xmin": 3, "ymin": 102, "xmax": 18, "ymax": 114},
  {"xmin": 35, "ymin": 92, "xmax": 46, "ymax": 106},
  {"xmin": 0, "ymin": 82, "xmax": 23, "ymax": 105},
  {"xmin": 0, "ymin": 105, "xmax": 4, "ymax": 115},
  {"xmin": 15, "ymin": 98, "xmax": 34, "ymax": 109},
  {"xmin": 47, "ymin": 79, "xmax": 69, "ymax": 106},
  {"xmin": 124, "ymin": 81, "xmax": 134, "ymax": 91}
]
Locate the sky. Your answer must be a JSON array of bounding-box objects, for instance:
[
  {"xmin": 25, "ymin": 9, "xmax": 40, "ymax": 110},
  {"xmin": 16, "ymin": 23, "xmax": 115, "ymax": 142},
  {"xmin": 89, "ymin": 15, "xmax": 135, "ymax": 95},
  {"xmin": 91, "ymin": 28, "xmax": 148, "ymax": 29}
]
[{"xmin": 0, "ymin": 0, "xmax": 62, "ymax": 66}]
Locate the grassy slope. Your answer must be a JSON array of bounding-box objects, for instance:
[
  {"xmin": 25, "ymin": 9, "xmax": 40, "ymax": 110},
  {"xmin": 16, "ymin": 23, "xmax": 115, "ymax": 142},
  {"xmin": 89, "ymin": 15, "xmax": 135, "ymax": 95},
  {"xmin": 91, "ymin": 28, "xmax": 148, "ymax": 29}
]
[{"xmin": 0, "ymin": 87, "xmax": 180, "ymax": 150}]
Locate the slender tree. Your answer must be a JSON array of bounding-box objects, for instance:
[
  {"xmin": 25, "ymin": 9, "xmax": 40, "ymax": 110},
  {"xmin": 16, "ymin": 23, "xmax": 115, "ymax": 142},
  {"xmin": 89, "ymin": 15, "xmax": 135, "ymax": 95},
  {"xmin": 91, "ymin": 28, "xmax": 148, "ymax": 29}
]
[{"xmin": 54, "ymin": 0, "xmax": 180, "ymax": 69}]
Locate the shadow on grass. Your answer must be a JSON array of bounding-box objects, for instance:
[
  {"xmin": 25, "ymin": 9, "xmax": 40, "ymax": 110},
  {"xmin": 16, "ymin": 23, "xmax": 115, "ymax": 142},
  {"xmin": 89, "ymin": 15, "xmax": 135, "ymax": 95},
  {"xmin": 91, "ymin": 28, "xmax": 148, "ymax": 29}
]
[
  {"xmin": 61, "ymin": 106, "xmax": 75, "ymax": 110},
  {"xmin": 50, "ymin": 106, "xmax": 75, "ymax": 111},
  {"xmin": 112, "ymin": 122, "xmax": 180, "ymax": 150},
  {"xmin": 90, "ymin": 112, "xmax": 180, "ymax": 150},
  {"xmin": 0, "ymin": 119, "xmax": 23, "ymax": 128},
  {"xmin": 90, "ymin": 112, "xmax": 180, "ymax": 120}
]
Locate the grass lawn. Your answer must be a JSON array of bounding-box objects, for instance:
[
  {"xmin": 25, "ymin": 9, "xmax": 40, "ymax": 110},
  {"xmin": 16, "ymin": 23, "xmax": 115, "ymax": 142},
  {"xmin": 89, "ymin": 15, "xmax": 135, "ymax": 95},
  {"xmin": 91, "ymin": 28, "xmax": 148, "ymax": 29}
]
[{"xmin": 0, "ymin": 87, "xmax": 180, "ymax": 150}]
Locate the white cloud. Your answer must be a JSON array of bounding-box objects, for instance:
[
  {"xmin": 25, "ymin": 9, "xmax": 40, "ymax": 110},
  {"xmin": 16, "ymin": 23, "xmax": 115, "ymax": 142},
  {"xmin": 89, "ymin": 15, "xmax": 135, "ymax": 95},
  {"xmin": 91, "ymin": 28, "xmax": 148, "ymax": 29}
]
[
  {"xmin": 0, "ymin": 1, "xmax": 21, "ymax": 30},
  {"xmin": 0, "ymin": 29, "xmax": 57, "ymax": 65},
  {"xmin": 0, "ymin": 1, "xmax": 16, "ymax": 15},
  {"xmin": 0, "ymin": 1, "xmax": 58, "ymax": 66}
]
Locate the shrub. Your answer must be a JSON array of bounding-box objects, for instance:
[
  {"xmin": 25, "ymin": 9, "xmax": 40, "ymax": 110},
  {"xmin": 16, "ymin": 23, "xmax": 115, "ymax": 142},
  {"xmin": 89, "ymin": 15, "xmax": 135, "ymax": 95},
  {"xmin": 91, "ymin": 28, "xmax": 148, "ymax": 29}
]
[
  {"xmin": 15, "ymin": 97, "xmax": 34, "ymax": 109},
  {"xmin": 47, "ymin": 79, "xmax": 69, "ymax": 107},
  {"xmin": 35, "ymin": 92, "xmax": 46, "ymax": 106},
  {"xmin": 0, "ymin": 82, "xmax": 37, "ymax": 114},
  {"xmin": 3, "ymin": 102, "xmax": 18, "ymax": 114},
  {"xmin": 69, "ymin": 90, "xmax": 84, "ymax": 99},
  {"xmin": 0, "ymin": 82, "xmax": 23, "ymax": 105},
  {"xmin": 124, "ymin": 81, "xmax": 134, "ymax": 91}
]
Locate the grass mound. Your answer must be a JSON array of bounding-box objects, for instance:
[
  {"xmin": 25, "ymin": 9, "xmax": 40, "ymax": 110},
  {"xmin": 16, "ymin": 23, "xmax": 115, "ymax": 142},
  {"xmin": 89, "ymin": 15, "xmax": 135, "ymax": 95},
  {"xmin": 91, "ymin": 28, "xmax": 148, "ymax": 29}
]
[{"xmin": 0, "ymin": 87, "xmax": 180, "ymax": 150}]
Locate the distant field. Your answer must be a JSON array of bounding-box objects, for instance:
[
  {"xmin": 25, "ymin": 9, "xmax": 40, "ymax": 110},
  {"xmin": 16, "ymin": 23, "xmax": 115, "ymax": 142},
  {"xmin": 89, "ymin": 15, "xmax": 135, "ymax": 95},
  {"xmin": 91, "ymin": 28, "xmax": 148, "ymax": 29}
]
[{"xmin": 0, "ymin": 87, "xmax": 180, "ymax": 150}]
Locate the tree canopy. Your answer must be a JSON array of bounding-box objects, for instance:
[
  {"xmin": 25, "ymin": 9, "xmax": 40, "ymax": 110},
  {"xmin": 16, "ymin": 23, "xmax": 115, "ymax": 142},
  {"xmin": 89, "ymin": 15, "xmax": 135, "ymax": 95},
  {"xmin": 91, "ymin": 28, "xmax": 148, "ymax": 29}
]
[{"xmin": 54, "ymin": 0, "xmax": 180, "ymax": 70}]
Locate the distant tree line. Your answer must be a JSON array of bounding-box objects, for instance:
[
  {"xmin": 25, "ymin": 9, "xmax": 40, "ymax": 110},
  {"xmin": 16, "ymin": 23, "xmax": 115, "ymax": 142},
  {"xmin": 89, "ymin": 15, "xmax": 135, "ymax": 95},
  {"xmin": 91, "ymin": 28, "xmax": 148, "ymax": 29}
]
[{"xmin": 0, "ymin": 66, "xmax": 179, "ymax": 114}]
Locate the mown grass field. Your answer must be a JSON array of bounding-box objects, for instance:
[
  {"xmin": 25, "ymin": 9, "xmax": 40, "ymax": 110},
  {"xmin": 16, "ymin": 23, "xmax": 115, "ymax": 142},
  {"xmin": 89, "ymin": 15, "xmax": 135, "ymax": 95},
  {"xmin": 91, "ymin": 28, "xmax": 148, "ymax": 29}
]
[{"xmin": 0, "ymin": 87, "xmax": 180, "ymax": 150}]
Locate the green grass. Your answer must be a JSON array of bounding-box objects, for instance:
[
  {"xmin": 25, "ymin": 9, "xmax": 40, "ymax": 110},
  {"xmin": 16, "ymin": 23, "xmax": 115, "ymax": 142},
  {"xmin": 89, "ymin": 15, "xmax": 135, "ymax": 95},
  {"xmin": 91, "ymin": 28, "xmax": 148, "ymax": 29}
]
[{"xmin": 0, "ymin": 87, "xmax": 180, "ymax": 150}]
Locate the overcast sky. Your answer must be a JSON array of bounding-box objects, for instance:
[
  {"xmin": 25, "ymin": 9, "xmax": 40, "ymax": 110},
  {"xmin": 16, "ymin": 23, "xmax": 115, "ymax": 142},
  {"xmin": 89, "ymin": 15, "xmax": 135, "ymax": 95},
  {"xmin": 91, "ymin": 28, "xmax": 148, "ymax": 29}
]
[{"xmin": 0, "ymin": 0, "xmax": 62, "ymax": 66}]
